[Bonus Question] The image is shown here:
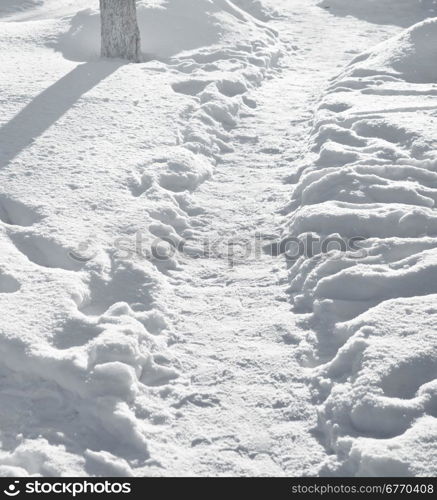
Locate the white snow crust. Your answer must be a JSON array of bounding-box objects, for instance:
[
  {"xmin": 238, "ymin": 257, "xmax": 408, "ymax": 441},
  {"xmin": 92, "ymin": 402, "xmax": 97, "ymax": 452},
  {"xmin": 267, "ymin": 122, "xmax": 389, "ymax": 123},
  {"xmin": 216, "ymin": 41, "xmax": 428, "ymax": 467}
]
[{"xmin": 0, "ymin": 0, "xmax": 435, "ymax": 477}]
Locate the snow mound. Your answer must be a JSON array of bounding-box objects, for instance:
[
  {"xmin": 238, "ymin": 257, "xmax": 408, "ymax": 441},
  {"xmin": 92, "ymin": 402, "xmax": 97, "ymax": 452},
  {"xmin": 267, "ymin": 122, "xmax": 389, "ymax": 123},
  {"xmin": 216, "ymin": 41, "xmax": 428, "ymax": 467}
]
[
  {"xmin": 318, "ymin": 0, "xmax": 437, "ymax": 27},
  {"xmin": 0, "ymin": 0, "xmax": 43, "ymax": 17},
  {"xmin": 315, "ymin": 296, "xmax": 437, "ymax": 476},
  {"xmin": 0, "ymin": 0, "xmax": 280, "ymax": 476},
  {"xmin": 231, "ymin": 0, "xmax": 277, "ymax": 21},
  {"xmin": 344, "ymin": 18, "xmax": 437, "ymax": 83},
  {"xmin": 284, "ymin": 20, "xmax": 437, "ymax": 475}
]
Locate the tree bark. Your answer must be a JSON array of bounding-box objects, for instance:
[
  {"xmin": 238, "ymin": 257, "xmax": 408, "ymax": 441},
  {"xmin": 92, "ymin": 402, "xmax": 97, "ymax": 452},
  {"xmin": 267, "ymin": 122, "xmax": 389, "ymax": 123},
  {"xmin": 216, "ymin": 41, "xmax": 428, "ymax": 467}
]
[{"xmin": 100, "ymin": 0, "xmax": 141, "ymax": 62}]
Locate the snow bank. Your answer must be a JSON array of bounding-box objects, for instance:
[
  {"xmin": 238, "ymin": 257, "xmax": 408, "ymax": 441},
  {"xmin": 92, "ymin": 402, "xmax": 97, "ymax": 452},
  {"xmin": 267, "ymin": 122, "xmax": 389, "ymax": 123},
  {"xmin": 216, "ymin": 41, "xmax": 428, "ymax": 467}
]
[
  {"xmin": 315, "ymin": 295, "xmax": 437, "ymax": 476},
  {"xmin": 318, "ymin": 0, "xmax": 437, "ymax": 27},
  {"xmin": 54, "ymin": 0, "xmax": 280, "ymax": 159},
  {"xmin": 284, "ymin": 19, "xmax": 437, "ymax": 475},
  {"xmin": 0, "ymin": 1, "xmax": 43, "ymax": 17},
  {"xmin": 342, "ymin": 17, "xmax": 437, "ymax": 83}
]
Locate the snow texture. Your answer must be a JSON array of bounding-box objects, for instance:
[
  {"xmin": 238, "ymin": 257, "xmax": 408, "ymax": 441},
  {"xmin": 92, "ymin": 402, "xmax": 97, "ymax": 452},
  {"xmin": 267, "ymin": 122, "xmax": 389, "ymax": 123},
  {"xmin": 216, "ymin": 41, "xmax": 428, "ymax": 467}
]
[
  {"xmin": 318, "ymin": 0, "xmax": 437, "ymax": 27},
  {"xmin": 284, "ymin": 13, "xmax": 437, "ymax": 476}
]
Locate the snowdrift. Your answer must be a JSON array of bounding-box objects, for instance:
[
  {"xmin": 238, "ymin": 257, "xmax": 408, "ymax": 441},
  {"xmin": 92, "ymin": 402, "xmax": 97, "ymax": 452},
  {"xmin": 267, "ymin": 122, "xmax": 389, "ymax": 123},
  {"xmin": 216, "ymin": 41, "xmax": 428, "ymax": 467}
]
[
  {"xmin": 318, "ymin": 0, "xmax": 437, "ymax": 27},
  {"xmin": 341, "ymin": 17, "xmax": 437, "ymax": 83},
  {"xmin": 284, "ymin": 18, "xmax": 437, "ymax": 476},
  {"xmin": 0, "ymin": 0, "xmax": 280, "ymax": 476},
  {"xmin": 0, "ymin": 0, "xmax": 43, "ymax": 17},
  {"xmin": 316, "ymin": 296, "xmax": 437, "ymax": 476},
  {"xmin": 55, "ymin": 0, "xmax": 277, "ymax": 62}
]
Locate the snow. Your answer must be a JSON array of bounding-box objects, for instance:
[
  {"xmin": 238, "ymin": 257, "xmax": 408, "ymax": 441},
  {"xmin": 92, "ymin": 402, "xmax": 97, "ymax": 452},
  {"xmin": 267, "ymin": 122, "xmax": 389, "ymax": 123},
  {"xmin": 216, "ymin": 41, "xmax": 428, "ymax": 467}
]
[
  {"xmin": 318, "ymin": 0, "xmax": 437, "ymax": 27},
  {"xmin": 315, "ymin": 295, "xmax": 437, "ymax": 476},
  {"xmin": 284, "ymin": 5, "xmax": 437, "ymax": 476},
  {"xmin": 0, "ymin": 0, "xmax": 435, "ymax": 478},
  {"xmin": 341, "ymin": 17, "xmax": 437, "ymax": 84},
  {"xmin": 0, "ymin": 1, "xmax": 43, "ymax": 16}
]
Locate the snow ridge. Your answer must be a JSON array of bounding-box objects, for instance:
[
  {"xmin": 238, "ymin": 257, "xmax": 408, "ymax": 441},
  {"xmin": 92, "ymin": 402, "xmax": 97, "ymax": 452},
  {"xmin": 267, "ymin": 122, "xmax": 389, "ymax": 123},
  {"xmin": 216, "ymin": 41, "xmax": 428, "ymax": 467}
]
[{"xmin": 284, "ymin": 18, "xmax": 437, "ymax": 476}]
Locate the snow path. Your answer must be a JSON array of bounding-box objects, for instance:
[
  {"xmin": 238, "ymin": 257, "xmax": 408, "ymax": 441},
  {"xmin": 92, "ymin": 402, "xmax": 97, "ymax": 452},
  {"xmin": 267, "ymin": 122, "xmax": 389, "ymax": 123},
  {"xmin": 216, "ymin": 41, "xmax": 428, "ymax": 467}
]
[{"xmin": 141, "ymin": 1, "xmax": 398, "ymax": 476}]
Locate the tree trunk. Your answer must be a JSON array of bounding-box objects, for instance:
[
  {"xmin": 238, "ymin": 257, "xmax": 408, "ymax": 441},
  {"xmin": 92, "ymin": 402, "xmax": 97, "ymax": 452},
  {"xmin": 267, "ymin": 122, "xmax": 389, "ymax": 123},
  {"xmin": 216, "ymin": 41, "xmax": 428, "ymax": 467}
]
[{"xmin": 100, "ymin": 0, "xmax": 141, "ymax": 62}]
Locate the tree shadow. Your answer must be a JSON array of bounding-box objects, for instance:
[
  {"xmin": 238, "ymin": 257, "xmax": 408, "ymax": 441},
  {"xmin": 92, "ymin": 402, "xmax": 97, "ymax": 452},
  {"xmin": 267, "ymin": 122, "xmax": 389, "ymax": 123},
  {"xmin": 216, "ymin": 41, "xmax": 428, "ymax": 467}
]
[{"xmin": 0, "ymin": 61, "xmax": 123, "ymax": 169}]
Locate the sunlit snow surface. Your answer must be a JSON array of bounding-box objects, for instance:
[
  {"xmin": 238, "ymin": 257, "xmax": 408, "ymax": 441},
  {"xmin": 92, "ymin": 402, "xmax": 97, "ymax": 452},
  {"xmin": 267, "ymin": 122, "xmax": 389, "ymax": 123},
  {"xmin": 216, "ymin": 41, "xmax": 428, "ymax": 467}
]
[
  {"xmin": 285, "ymin": 5, "xmax": 437, "ymax": 476},
  {"xmin": 0, "ymin": 0, "xmax": 435, "ymax": 477}
]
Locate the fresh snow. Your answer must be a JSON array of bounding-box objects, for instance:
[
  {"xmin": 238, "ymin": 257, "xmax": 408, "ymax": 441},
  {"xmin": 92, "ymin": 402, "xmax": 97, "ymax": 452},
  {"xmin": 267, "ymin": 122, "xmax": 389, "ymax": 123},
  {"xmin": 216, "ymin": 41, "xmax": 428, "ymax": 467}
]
[
  {"xmin": 0, "ymin": 0, "xmax": 435, "ymax": 477},
  {"xmin": 284, "ymin": 6, "xmax": 437, "ymax": 476}
]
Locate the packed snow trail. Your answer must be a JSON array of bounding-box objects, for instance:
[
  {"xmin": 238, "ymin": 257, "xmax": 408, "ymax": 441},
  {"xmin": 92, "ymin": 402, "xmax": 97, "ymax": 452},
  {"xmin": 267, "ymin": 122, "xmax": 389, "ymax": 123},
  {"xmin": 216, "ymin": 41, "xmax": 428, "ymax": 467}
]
[
  {"xmin": 0, "ymin": 0, "xmax": 416, "ymax": 476},
  {"xmin": 135, "ymin": 1, "xmax": 398, "ymax": 475}
]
